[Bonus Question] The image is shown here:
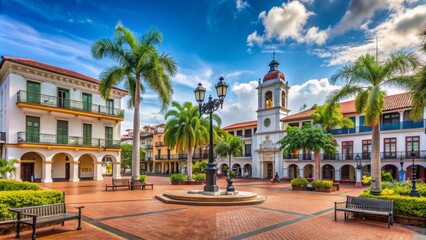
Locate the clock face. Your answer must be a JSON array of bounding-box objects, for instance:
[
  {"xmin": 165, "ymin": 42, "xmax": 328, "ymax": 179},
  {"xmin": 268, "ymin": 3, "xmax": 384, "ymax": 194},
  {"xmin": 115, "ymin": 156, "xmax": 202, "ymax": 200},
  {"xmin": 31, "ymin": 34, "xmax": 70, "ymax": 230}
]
[{"xmin": 264, "ymin": 118, "xmax": 271, "ymax": 127}]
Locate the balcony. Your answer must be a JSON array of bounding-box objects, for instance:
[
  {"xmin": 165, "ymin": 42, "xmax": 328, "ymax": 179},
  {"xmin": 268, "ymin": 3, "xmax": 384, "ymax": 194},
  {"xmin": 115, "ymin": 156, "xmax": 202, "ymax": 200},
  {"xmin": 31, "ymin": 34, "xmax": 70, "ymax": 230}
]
[
  {"xmin": 326, "ymin": 120, "xmax": 425, "ymax": 136},
  {"xmin": 0, "ymin": 132, "xmax": 5, "ymax": 144},
  {"xmin": 17, "ymin": 132, "xmax": 120, "ymax": 148},
  {"xmin": 283, "ymin": 151, "xmax": 426, "ymax": 161},
  {"xmin": 17, "ymin": 90, "xmax": 125, "ymax": 121},
  {"xmin": 155, "ymin": 142, "xmax": 166, "ymax": 147}
]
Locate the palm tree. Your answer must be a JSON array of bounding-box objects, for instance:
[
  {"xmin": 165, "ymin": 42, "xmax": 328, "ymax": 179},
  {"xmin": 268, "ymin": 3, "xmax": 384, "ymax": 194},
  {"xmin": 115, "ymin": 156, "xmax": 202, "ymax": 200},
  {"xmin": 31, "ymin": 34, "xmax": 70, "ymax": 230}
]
[
  {"xmin": 278, "ymin": 122, "xmax": 337, "ymax": 180},
  {"xmin": 325, "ymin": 52, "xmax": 418, "ymax": 195},
  {"xmin": 311, "ymin": 103, "xmax": 354, "ymax": 130},
  {"xmin": 0, "ymin": 159, "xmax": 16, "ymax": 178},
  {"xmin": 215, "ymin": 133, "xmax": 243, "ymax": 179},
  {"xmin": 92, "ymin": 23, "xmax": 177, "ymax": 181},
  {"xmin": 410, "ymin": 26, "xmax": 426, "ymax": 120},
  {"xmin": 164, "ymin": 101, "xmax": 223, "ymax": 180}
]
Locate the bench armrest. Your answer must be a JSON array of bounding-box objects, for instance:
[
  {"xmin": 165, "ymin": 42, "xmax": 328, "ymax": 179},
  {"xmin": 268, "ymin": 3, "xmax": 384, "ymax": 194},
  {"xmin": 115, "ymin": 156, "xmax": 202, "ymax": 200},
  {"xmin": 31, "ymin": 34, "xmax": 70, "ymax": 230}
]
[
  {"xmin": 74, "ymin": 206, "xmax": 85, "ymax": 209},
  {"xmin": 334, "ymin": 201, "xmax": 346, "ymax": 208}
]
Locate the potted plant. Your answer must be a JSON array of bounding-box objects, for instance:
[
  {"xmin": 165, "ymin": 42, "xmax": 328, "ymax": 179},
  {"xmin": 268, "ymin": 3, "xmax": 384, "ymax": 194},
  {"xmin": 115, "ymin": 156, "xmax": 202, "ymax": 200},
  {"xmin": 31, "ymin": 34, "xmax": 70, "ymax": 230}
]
[
  {"xmin": 312, "ymin": 180, "xmax": 334, "ymax": 192},
  {"xmin": 193, "ymin": 173, "xmax": 206, "ymax": 184},
  {"xmin": 139, "ymin": 174, "xmax": 147, "ymax": 183},
  {"xmin": 290, "ymin": 178, "xmax": 308, "ymax": 190},
  {"xmin": 170, "ymin": 173, "xmax": 188, "ymax": 185}
]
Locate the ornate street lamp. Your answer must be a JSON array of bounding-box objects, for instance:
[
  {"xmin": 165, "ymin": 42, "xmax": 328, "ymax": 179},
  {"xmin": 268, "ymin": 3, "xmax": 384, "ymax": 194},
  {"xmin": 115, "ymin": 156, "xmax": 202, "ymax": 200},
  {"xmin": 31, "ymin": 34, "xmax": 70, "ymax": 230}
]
[
  {"xmin": 400, "ymin": 157, "xmax": 404, "ymax": 171},
  {"xmin": 355, "ymin": 154, "xmax": 362, "ymax": 187},
  {"xmin": 409, "ymin": 149, "xmax": 421, "ymax": 197},
  {"xmin": 194, "ymin": 77, "xmax": 228, "ymax": 193}
]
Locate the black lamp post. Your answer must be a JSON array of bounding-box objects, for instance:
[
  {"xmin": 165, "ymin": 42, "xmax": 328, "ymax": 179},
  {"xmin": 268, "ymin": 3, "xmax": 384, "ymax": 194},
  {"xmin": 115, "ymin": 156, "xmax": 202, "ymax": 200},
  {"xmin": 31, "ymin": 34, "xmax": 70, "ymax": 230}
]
[
  {"xmin": 194, "ymin": 77, "xmax": 228, "ymax": 193},
  {"xmin": 355, "ymin": 154, "xmax": 362, "ymax": 187},
  {"xmin": 409, "ymin": 149, "xmax": 420, "ymax": 197},
  {"xmin": 400, "ymin": 157, "xmax": 404, "ymax": 171}
]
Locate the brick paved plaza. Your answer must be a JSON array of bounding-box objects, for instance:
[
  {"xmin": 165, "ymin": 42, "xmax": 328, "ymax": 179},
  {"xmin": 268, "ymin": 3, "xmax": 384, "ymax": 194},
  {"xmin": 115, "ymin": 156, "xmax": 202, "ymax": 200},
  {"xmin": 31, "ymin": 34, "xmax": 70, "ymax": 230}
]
[{"xmin": 3, "ymin": 176, "xmax": 425, "ymax": 240}]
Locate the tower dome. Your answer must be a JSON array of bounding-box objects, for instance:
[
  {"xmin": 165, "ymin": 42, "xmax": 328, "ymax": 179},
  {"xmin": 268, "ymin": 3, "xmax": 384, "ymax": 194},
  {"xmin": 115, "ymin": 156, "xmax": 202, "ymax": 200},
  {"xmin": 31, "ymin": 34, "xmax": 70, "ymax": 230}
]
[{"xmin": 263, "ymin": 56, "xmax": 285, "ymax": 82}]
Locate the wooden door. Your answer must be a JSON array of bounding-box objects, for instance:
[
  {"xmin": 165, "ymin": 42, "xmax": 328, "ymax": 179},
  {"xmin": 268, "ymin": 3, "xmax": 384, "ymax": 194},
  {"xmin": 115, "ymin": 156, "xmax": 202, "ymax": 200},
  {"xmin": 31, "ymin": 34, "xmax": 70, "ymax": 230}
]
[
  {"xmin": 20, "ymin": 163, "xmax": 33, "ymax": 182},
  {"xmin": 65, "ymin": 163, "xmax": 70, "ymax": 180}
]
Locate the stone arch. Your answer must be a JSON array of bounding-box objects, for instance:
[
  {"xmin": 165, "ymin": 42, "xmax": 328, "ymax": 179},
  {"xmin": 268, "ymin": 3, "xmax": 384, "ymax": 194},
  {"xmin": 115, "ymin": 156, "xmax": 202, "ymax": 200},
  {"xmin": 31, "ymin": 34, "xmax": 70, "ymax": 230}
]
[
  {"xmin": 243, "ymin": 164, "xmax": 252, "ymax": 177},
  {"xmin": 381, "ymin": 164, "xmax": 398, "ymax": 179},
  {"xmin": 288, "ymin": 164, "xmax": 299, "ymax": 178},
  {"xmin": 102, "ymin": 155, "xmax": 116, "ymax": 176},
  {"xmin": 220, "ymin": 163, "xmax": 229, "ymax": 177},
  {"xmin": 340, "ymin": 164, "xmax": 356, "ymax": 181},
  {"xmin": 322, "ymin": 164, "xmax": 335, "ymax": 180},
  {"xmin": 20, "ymin": 152, "xmax": 45, "ymax": 182},
  {"xmin": 265, "ymin": 91, "xmax": 273, "ymax": 108},
  {"xmin": 79, "ymin": 154, "xmax": 95, "ymax": 179},
  {"xmin": 232, "ymin": 163, "xmax": 242, "ymax": 177},
  {"xmin": 52, "ymin": 153, "xmax": 73, "ymax": 180},
  {"xmin": 362, "ymin": 164, "xmax": 371, "ymax": 176},
  {"xmin": 406, "ymin": 165, "xmax": 425, "ymax": 182},
  {"xmin": 304, "ymin": 164, "xmax": 313, "ymax": 179}
]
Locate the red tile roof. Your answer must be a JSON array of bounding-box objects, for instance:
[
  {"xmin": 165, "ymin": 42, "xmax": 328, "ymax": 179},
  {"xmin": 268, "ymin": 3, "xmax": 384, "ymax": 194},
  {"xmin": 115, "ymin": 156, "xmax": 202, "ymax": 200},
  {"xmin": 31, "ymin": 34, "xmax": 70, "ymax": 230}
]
[
  {"xmin": 263, "ymin": 70, "xmax": 285, "ymax": 82},
  {"xmin": 282, "ymin": 92, "xmax": 413, "ymax": 122},
  {"xmin": 223, "ymin": 120, "xmax": 257, "ymax": 130},
  {"xmin": 1, "ymin": 56, "xmax": 127, "ymax": 93}
]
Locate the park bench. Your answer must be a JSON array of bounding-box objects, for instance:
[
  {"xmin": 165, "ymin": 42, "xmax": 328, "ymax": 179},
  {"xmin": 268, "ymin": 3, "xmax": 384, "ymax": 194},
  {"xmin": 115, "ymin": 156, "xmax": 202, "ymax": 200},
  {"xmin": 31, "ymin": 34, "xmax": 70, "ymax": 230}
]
[
  {"xmin": 9, "ymin": 203, "xmax": 84, "ymax": 240},
  {"xmin": 334, "ymin": 196, "xmax": 393, "ymax": 228},
  {"xmin": 129, "ymin": 180, "xmax": 154, "ymax": 190},
  {"xmin": 105, "ymin": 178, "xmax": 131, "ymax": 191}
]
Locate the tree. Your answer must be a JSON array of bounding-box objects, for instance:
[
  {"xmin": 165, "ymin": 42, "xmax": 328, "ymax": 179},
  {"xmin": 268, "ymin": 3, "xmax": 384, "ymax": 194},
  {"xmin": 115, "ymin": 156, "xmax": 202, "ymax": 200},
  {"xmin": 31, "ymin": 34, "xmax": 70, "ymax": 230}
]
[
  {"xmin": 311, "ymin": 103, "xmax": 354, "ymax": 130},
  {"xmin": 0, "ymin": 159, "xmax": 17, "ymax": 178},
  {"xmin": 410, "ymin": 26, "xmax": 426, "ymax": 120},
  {"xmin": 92, "ymin": 23, "xmax": 177, "ymax": 181},
  {"xmin": 120, "ymin": 144, "xmax": 144, "ymax": 173},
  {"xmin": 278, "ymin": 122, "xmax": 337, "ymax": 180},
  {"xmin": 164, "ymin": 101, "xmax": 222, "ymax": 180},
  {"xmin": 325, "ymin": 53, "xmax": 418, "ymax": 195},
  {"xmin": 215, "ymin": 133, "xmax": 243, "ymax": 179}
]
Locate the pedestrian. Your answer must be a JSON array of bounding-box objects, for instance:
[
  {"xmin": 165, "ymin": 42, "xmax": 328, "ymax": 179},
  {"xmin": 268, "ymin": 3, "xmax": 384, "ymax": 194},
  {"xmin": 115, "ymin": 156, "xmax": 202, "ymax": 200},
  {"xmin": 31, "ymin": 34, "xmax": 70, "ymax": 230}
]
[{"xmin": 271, "ymin": 172, "xmax": 280, "ymax": 183}]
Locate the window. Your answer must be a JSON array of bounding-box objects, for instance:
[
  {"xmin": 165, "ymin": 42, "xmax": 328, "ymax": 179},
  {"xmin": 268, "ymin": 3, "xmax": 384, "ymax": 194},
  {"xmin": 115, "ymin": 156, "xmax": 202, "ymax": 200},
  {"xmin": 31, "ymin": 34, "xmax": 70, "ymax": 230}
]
[
  {"xmin": 342, "ymin": 141, "xmax": 353, "ymax": 160},
  {"xmin": 82, "ymin": 93, "xmax": 92, "ymax": 112},
  {"xmin": 244, "ymin": 129, "xmax": 252, "ymax": 138},
  {"xmin": 26, "ymin": 81, "xmax": 40, "ymax": 104},
  {"xmin": 384, "ymin": 138, "xmax": 397, "ymax": 159},
  {"xmin": 383, "ymin": 113, "xmax": 400, "ymax": 124},
  {"xmin": 406, "ymin": 136, "xmax": 419, "ymax": 158},
  {"xmin": 26, "ymin": 116, "xmax": 40, "ymax": 143},
  {"xmin": 105, "ymin": 126, "xmax": 113, "ymax": 147},
  {"xmin": 57, "ymin": 88, "xmax": 70, "ymax": 108},
  {"xmin": 236, "ymin": 130, "xmax": 242, "ymax": 137},
  {"xmin": 106, "ymin": 99, "xmax": 114, "ymax": 115},
  {"xmin": 288, "ymin": 122, "xmax": 299, "ymax": 127},
  {"xmin": 254, "ymin": 128, "xmax": 257, "ymax": 133},
  {"xmin": 244, "ymin": 144, "xmax": 251, "ymax": 157},
  {"xmin": 265, "ymin": 91, "xmax": 273, "ymax": 108},
  {"xmin": 281, "ymin": 91, "xmax": 286, "ymax": 108},
  {"xmin": 362, "ymin": 140, "xmax": 372, "ymax": 159},
  {"xmin": 83, "ymin": 124, "xmax": 92, "ymax": 146},
  {"xmin": 57, "ymin": 120, "xmax": 68, "ymax": 144},
  {"xmin": 359, "ymin": 116, "xmax": 372, "ymax": 132},
  {"xmin": 302, "ymin": 149, "xmax": 311, "ymax": 160}
]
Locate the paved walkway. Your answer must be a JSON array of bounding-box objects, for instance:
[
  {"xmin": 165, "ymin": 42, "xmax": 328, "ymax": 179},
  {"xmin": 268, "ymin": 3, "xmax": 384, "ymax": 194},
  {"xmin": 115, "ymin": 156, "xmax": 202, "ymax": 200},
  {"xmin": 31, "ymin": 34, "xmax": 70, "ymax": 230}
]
[{"xmin": 2, "ymin": 176, "xmax": 425, "ymax": 240}]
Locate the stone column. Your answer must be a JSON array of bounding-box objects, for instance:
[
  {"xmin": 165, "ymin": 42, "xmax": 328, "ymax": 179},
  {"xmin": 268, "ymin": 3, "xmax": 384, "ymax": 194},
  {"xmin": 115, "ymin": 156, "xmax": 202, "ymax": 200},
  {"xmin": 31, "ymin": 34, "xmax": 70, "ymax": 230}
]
[
  {"xmin": 355, "ymin": 169, "xmax": 362, "ymax": 187},
  {"xmin": 93, "ymin": 161, "xmax": 103, "ymax": 180},
  {"xmin": 14, "ymin": 161, "xmax": 22, "ymax": 181},
  {"xmin": 299, "ymin": 168, "xmax": 304, "ymax": 178},
  {"xmin": 112, "ymin": 162, "xmax": 121, "ymax": 179},
  {"xmin": 69, "ymin": 161, "xmax": 80, "ymax": 182},
  {"xmin": 42, "ymin": 161, "xmax": 53, "ymax": 183},
  {"xmin": 334, "ymin": 169, "xmax": 341, "ymax": 181}
]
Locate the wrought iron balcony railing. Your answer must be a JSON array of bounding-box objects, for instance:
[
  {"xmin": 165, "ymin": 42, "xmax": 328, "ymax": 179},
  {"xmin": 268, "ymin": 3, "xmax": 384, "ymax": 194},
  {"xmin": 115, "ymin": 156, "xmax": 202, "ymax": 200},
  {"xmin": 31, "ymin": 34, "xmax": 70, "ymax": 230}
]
[
  {"xmin": 18, "ymin": 132, "xmax": 120, "ymax": 148},
  {"xmin": 17, "ymin": 90, "xmax": 125, "ymax": 118},
  {"xmin": 155, "ymin": 142, "xmax": 166, "ymax": 147},
  {"xmin": 326, "ymin": 120, "xmax": 425, "ymax": 136},
  {"xmin": 284, "ymin": 151, "xmax": 426, "ymax": 161}
]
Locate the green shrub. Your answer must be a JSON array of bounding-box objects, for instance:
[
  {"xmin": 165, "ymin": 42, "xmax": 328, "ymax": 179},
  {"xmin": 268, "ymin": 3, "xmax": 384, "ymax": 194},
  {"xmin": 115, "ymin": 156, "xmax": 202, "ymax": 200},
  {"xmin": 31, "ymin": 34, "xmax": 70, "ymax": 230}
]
[
  {"xmin": 394, "ymin": 186, "xmax": 410, "ymax": 196},
  {"xmin": 381, "ymin": 181, "xmax": 395, "ymax": 189},
  {"xmin": 0, "ymin": 190, "xmax": 63, "ymax": 220},
  {"xmin": 290, "ymin": 178, "xmax": 308, "ymax": 187},
  {"xmin": 362, "ymin": 175, "xmax": 371, "ymax": 185},
  {"xmin": 311, "ymin": 180, "xmax": 333, "ymax": 189},
  {"xmin": 417, "ymin": 183, "xmax": 426, "ymax": 196},
  {"xmin": 359, "ymin": 193, "xmax": 426, "ymax": 217},
  {"xmin": 381, "ymin": 171, "xmax": 393, "ymax": 182},
  {"xmin": 170, "ymin": 173, "xmax": 187, "ymax": 182},
  {"xmin": 192, "ymin": 161, "xmax": 207, "ymax": 174},
  {"xmin": 0, "ymin": 179, "xmax": 39, "ymax": 191},
  {"xmin": 139, "ymin": 174, "xmax": 147, "ymax": 183},
  {"xmin": 193, "ymin": 173, "xmax": 206, "ymax": 181}
]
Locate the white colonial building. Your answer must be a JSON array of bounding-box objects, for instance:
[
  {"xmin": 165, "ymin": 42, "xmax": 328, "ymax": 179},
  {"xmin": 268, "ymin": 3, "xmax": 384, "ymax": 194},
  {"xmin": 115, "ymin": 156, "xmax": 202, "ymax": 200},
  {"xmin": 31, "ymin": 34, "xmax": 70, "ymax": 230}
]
[
  {"xmin": 220, "ymin": 57, "xmax": 426, "ymax": 184},
  {"xmin": 0, "ymin": 56, "xmax": 127, "ymax": 182}
]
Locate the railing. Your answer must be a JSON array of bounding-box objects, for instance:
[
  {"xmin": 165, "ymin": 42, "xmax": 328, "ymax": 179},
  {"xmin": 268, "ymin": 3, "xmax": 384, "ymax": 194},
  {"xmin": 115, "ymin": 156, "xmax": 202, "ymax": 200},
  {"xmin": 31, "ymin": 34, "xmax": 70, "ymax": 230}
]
[
  {"xmin": 154, "ymin": 153, "xmax": 216, "ymax": 160},
  {"xmin": 17, "ymin": 132, "xmax": 120, "ymax": 148},
  {"xmin": 325, "ymin": 120, "xmax": 425, "ymax": 136},
  {"xmin": 0, "ymin": 132, "xmax": 5, "ymax": 142},
  {"xmin": 155, "ymin": 142, "xmax": 166, "ymax": 147},
  {"xmin": 145, "ymin": 145, "xmax": 153, "ymax": 149},
  {"xmin": 17, "ymin": 90, "xmax": 125, "ymax": 118},
  {"xmin": 283, "ymin": 151, "xmax": 426, "ymax": 161}
]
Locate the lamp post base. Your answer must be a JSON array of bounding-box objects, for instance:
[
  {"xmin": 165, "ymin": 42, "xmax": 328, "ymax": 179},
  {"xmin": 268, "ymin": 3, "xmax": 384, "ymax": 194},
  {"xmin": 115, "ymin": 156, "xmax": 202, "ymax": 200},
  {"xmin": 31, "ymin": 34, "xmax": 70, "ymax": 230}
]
[
  {"xmin": 409, "ymin": 189, "xmax": 421, "ymax": 197},
  {"xmin": 204, "ymin": 168, "xmax": 219, "ymax": 193}
]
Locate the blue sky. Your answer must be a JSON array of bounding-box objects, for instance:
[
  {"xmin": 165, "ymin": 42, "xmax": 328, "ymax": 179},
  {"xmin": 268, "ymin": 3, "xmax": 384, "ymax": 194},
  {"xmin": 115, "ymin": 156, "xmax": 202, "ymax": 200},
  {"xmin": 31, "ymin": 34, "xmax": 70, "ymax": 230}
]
[{"xmin": 1, "ymin": 0, "xmax": 425, "ymax": 132}]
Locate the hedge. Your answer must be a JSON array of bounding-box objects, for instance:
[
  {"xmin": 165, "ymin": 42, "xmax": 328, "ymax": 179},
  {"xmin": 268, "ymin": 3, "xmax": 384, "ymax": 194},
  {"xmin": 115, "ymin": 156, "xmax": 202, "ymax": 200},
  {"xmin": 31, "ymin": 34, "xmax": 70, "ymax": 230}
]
[
  {"xmin": 0, "ymin": 179, "xmax": 39, "ymax": 191},
  {"xmin": 359, "ymin": 193, "xmax": 426, "ymax": 218},
  {"xmin": 290, "ymin": 178, "xmax": 308, "ymax": 187},
  {"xmin": 311, "ymin": 180, "xmax": 333, "ymax": 189},
  {"xmin": 170, "ymin": 173, "xmax": 188, "ymax": 182},
  {"xmin": 193, "ymin": 173, "xmax": 206, "ymax": 181},
  {"xmin": 0, "ymin": 190, "xmax": 63, "ymax": 220}
]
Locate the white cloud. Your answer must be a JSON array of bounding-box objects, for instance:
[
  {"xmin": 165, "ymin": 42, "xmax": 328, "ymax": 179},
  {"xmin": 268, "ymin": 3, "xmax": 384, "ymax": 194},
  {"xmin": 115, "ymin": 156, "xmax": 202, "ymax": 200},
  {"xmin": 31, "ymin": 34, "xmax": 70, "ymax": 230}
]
[
  {"xmin": 314, "ymin": 4, "xmax": 426, "ymax": 66},
  {"xmin": 299, "ymin": 0, "xmax": 315, "ymax": 5},
  {"xmin": 246, "ymin": 1, "xmax": 328, "ymax": 47},
  {"xmin": 172, "ymin": 68, "xmax": 214, "ymax": 90},
  {"xmin": 236, "ymin": 0, "xmax": 249, "ymax": 11}
]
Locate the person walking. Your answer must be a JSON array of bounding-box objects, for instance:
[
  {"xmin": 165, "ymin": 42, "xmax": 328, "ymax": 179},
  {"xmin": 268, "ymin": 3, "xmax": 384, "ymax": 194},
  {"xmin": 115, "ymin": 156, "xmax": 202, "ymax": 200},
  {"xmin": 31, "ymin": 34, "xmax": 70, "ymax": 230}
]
[{"xmin": 271, "ymin": 172, "xmax": 280, "ymax": 183}]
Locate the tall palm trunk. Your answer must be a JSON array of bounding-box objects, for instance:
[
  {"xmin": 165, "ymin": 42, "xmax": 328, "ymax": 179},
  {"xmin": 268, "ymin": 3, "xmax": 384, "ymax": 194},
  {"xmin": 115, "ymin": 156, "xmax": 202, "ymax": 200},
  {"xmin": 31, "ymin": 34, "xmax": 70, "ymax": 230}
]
[
  {"xmin": 314, "ymin": 151, "xmax": 321, "ymax": 180},
  {"xmin": 131, "ymin": 74, "xmax": 141, "ymax": 181},
  {"xmin": 370, "ymin": 124, "xmax": 381, "ymax": 195},
  {"xmin": 187, "ymin": 147, "xmax": 193, "ymax": 180}
]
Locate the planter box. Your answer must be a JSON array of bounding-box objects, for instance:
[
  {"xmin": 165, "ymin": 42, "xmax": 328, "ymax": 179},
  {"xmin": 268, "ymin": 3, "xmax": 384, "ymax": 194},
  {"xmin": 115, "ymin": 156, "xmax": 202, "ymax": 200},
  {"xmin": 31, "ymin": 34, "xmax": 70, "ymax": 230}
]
[
  {"xmin": 314, "ymin": 188, "xmax": 332, "ymax": 192},
  {"xmin": 395, "ymin": 214, "xmax": 426, "ymax": 228},
  {"xmin": 291, "ymin": 186, "xmax": 306, "ymax": 190},
  {"xmin": 171, "ymin": 181, "xmax": 204, "ymax": 185}
]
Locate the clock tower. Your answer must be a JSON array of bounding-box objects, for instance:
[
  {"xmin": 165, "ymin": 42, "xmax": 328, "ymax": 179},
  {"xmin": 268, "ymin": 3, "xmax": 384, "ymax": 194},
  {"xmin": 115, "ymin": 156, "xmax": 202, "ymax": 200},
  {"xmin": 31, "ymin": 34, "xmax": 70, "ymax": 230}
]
[{"xmin": 252, "ymin": 55, "xmax": 291, "ymax": 179}]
